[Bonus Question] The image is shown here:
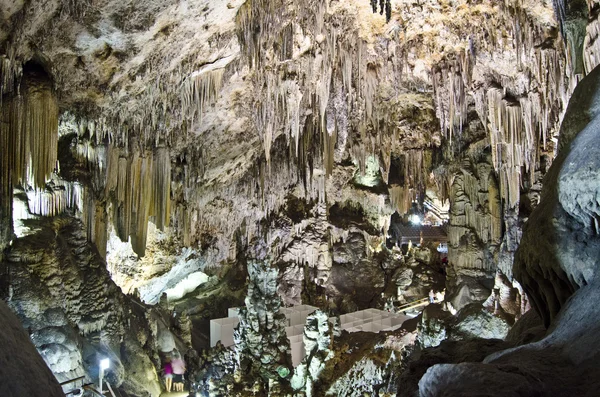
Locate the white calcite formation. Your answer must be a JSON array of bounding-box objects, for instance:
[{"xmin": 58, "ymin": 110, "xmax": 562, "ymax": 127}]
[{"xmin": 291, "ymin": 310, "xmax": 334, "ymax": 396}]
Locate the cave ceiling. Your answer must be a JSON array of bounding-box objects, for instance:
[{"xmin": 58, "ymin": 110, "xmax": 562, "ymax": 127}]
[{"xmin": 0, "ymin": 0, "xmax": 590, "ymax": 289}]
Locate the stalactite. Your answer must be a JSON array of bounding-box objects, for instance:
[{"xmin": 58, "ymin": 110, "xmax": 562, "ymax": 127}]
[
  {"xmin": 486, "ymin": 87, "xmax": 539, "ymax": 209},
  {"xmin": 0, "ymin": 67, "xmax": 59, "ymax": 191},
  {"xmin": 584, "ymin": 18, "xmax": 600, "ymax": 73},
  {"xmin": 130, "ymin": 154, "xmax": 154, "ymax": 257},
  {"xmin": 26, "ymin": 178, "xmax": 83, "ymax": 217},
  {"xmin": 181, "ymin": 68, "xmax": 225, "ymax": 127},
  {"xmin": 388, "ymin": 185, "xmax": 414, "ymax": 215},
  {"xmin": 75, "ymin": 143, "xmax": 172, "ymax": 258},
  {"xmin": 152, "ymin": 148, "xmax": 171, "ymax": 231},
  {"xmin": 1, "ymin": 64, "xmax": 58, "ymax": 253},
  {"xmin": 432, "ymin": 54, "xmax": 470, "ymax": 144}
]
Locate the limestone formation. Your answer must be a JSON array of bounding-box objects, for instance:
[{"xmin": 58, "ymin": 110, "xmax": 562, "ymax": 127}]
[
  {"xmin": 232, "ymin": 260, "xmax": 291, "ymax": 391},
  {"xmin": 4, "ymin": 216, "xmax": 163, "ymax": 396},
  {"xmin": 0, "ymin": 300, "xmax": 65, "ymax": 397},
  {"xmin": 418, "ymin": 61, "xmax": 600, "ymax": 397},
  {"xmin": 2, "ymin": 0, "xmax": 600, "ymax": 395}
]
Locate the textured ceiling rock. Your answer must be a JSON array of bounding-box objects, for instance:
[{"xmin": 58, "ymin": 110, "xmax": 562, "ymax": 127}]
[{"xmin": 3, "ymin": 0, "xmax": 574, "ymax": 274}]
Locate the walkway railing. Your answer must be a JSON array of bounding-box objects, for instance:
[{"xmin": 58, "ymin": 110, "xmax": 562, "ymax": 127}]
[{"xmin": 396, "ymin": 297, "xmax": 430, "ymax": 312}]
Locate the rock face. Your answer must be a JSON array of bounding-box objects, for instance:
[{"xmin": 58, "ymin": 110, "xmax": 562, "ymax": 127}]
[
  {"xmin": 1, "ymin": 0, "xmax": 599, "ymax": 395},
  {"xmin": 515, "ymin": 62, "xmax": 600, "ymax": 326},
  {"xmin": 291, "ymin": 310, "xmax": 334, "ymax": 395},
  {"xmin": 232, "ymin": 260, "xmax": 291, "ymax": 390},
  {"xmin": 0, "ymin": 300, "xmax": 64, "ymax": 397},
  {"xmin": 5, "ymin": 216, "xmax": 162, "ymax": 396},
  {"xmin": 417, "ymin": 63, "xmax": 600, "ymax": 396},
  {"xmin": 419, "ymin": 303, "xmax": 510, "ymax": 349},
  {"xmin": 398, "ymin": 338, "xmax": 512, "ymax": 397}
]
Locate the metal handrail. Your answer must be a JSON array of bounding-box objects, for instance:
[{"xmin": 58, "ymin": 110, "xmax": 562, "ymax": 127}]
[
  {"xmin": 396, "ymin": 297, "xmax": 430, "ymax": 311},
  {"xmin": 60, "ymin": 376, "xmax": 86, "ymax": 386},
  {"xmin": 82, "ymin": 384, "xmax": 105, "ymax": 396}
]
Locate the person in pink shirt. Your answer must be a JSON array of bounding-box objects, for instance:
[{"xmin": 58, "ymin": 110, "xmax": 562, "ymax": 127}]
[
  {"xmin": 163, "ymin": 357, "xmax": 173, "ymax": 393},
  {"xmin": 171, "ymin": 349, "xmax": 186, "ymax": 392}
]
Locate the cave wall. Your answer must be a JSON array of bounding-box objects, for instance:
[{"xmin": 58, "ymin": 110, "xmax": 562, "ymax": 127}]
[
  {"xmin": 0, "ymin": 299, "xmax": 65, "ymax": 397},
  {"xmin": 418, "ymin": 62, "xmax": 600, "ymax": 396},
  {"xmin": 5, "ymin": 215, "xmax": 163, "ymax": 396}
]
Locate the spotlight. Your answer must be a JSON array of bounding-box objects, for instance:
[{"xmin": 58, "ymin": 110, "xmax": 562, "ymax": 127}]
[
  {"xmin": 99, "ymin": 358, "xmax": 110, "ymax": 393},
  {"xmin": 410, "ymin": 214, "xmax": 422, "ymax": 225}
]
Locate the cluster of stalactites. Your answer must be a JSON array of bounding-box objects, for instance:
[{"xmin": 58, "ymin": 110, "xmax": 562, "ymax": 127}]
[
  {"xmin": 387, "ymin": 150, "xmax": 427, "ymax": 215},
  {"xmin": 237, "ymin": 0, "xmax": 356, "ymax": 182},
  {"xmin": 0, "ymin": 53, "xmax": 22, "ymax": 98},
  {"xmin": 0, "ymin": 69, "xmax": 59, "ymax": 191},
  {"xmin": 369, "ymin": 0, "xmax": 392, "ymax": 22},
  {"xmin": 432, "ymin": 1, "xmax": 571, "ymax": 210},
  {"xmin": 432, "ymin": 50, "xmax": 473, "ymax": 146},
  {"xmin": 486, "ymin": 88, "xmax": 537, "ymax": 209},
  {"xmin": 583, "ymin": 14, "xmax": 600, "ymax": 75},
  {"xmin": 389, "ymin": 185, "xmax": 415, "ymax": 216},
  {"xmin": 181, "ymin": 68, "xmax": 225, "ymax": 129},
  {"xmin": 105, "ymin": 145, "xmax": 171, "ymax": 257},
  {"xmin": 0, "ymin": 65, "xmax": 59, "ymax": 248},
  {"xmin": 26, "ymin": 178, "xmax": 83, "ymax": 218}
]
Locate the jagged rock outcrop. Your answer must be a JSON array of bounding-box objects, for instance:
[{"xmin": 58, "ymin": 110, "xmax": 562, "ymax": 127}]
[
  {"xmin": 398, "ymin": 338, "xmax": 512, "ymax": 397},
  {"xmin": 291, "ymin": 310, "xmax": 334, "ymax": 395},
  {"xmin": 419, "ymin": 303, "xmax": 511, "ymax": 349},
  {"xmin": 231, "ymin": 260, "xmax": 291, "ymax": 391},
  {"xmin": 515, "ymin": 62, "xmax": 600, "ymax": 326}
]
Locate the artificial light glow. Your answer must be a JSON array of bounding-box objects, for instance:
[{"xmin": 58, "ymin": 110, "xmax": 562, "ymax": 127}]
[
  {"xmin": 100, "ymin": 358, "xmax": 110, "ymax": 370},
  {"xmin": 409, "ymin": 214, "xmax": 422, "ymax": 225}
]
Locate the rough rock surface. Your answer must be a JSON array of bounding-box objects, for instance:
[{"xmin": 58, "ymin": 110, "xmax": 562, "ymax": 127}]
[
  {"xmin": 291, "ymin": 310, "xmax": 334, "ymax": 395},
  {"xmin": 398, "ymin": 338, "xmax": 512, "ymax": 397},
  {"xmin": 0, "ymin": 300, "xmax": 65, "ymax": 397},
  {"xmin": 5, "ymin": 216, "xmax": 163, "ymax": 396},
  {"xmin": 515, "ymin": 63, "xmax": 600, "ymax": 326},
  {"xmin": 418, "ymin": 303, "xmax": 511, "ymax": 349},
  {"xmin": 417, "ymin": 63, "xmax": 600, "ymax": 396}
]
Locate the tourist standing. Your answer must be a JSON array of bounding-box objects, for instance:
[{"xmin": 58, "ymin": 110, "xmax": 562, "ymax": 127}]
[
  {"xmin": 171, "ymin": 349, "xmax": 186, "ymax": 392},
  {"xmin": 163, "ymin": 357, "xmax": 173, "ymax": 393}
]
